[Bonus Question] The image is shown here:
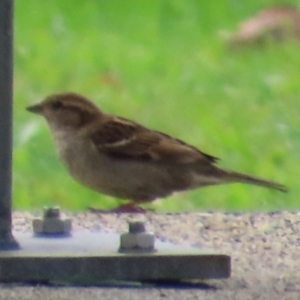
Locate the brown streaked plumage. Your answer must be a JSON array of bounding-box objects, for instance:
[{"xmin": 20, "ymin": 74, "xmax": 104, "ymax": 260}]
[{"xmin": 26, "ymin": 92, "xmax": 287, "ymax": 212}]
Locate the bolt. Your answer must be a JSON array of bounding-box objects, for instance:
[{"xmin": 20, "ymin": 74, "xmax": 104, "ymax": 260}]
[
  {"xmin": 119, "ymin": 219, "xmax": 156, "ymax": 253},
  {"xmin": 128, "ymin": 220, "xmax": 145, "ymax": 233},
  {"xmin": 33, "ymin": 207, "xmax": 72, "ymax": 236},
  {"xmin": 43, "ymin": 206, "xmax": 60, "ymax": 218}
]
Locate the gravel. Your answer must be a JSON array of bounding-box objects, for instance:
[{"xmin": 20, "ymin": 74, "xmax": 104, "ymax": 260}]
[{"xmin": 5, "ymin": 211, "xmax": 300, "ymax": 300}]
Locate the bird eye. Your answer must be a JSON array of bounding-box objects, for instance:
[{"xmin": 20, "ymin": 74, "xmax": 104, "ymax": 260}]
[{"xmin": 51, "ymin": 101, "xmax": 63, "ymax": 110}]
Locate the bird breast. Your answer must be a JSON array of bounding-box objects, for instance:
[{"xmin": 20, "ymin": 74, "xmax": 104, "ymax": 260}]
[{"xmin": 50, "ymin": 129, "xmax": 175, "ymax": 200}]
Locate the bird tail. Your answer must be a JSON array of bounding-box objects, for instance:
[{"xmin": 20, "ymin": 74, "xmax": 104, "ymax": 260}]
[{"xmin": 224, "ymin": 170, "xmax": 288, "ymax": 193}]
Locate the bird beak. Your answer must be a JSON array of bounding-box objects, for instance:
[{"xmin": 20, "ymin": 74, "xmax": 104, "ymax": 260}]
[{"xmin": 26, "ymin": 103, "xmax": 43, "ymax": 115}]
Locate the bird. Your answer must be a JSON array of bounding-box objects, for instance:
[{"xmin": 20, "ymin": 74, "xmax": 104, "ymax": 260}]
[{"xmin": 26, "ymin": 92, "xmax": 287, "ymax": 212}]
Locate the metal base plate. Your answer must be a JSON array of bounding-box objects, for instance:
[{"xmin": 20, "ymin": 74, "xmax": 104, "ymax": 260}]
[{"xmin": 0, "ymin": 232, "xmax": 231, "ymax": 284}]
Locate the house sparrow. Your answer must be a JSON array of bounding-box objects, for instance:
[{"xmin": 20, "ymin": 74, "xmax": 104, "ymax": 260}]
[{"xmin": 26, "ymin": 92, "xmax": 287, "ymax": 212}]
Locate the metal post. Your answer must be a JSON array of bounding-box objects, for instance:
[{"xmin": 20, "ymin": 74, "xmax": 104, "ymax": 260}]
[{"xmin": 0, "ymin": 0, "xmax": 19, "ymax": 250}]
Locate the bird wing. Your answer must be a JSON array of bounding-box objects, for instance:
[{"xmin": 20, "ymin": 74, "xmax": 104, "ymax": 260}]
[{"xmin": 90, "ymin": 117, "xmax": 219, "ymax": 164}]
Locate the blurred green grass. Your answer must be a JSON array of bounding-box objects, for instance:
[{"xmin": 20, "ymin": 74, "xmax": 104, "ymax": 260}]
[{"xmin": 14, "ymin": 0, "xmax": 300, "ymax": 212}]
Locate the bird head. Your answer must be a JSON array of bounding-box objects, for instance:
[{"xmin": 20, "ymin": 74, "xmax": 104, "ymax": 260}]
[{"xmin": 26, "ymin": 93, "xmax": 102, "ymax": 131}]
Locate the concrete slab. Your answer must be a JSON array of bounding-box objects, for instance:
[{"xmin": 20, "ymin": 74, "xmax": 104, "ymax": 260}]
[{"xmin": 0, "ymin": 231, "xmax": 231, "ymax": 284}]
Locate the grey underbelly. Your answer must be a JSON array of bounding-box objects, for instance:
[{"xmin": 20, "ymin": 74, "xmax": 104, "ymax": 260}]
[
  {"xmin": 65, "ymin": 154, "xmax": 175, "ymax": 200},
  {"xmin": 53, "ymin": 135, "xmax": 192, "ymax": 201}
]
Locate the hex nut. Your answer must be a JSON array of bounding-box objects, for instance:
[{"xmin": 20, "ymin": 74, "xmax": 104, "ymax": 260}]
[
  {"xmin": 33, "ymin": 218, "xmax": 72, "ymax": 235},
  {"xmin": 33, "ymin": 207, "xmax": 72, "ymax": 235},
  {"xmin": 120, "ymin": 232, "xmax": 155, "ymax": 250},
  {"xmin": 119, "ymin": 220, "xmax": 156, "ymax": 253}
]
